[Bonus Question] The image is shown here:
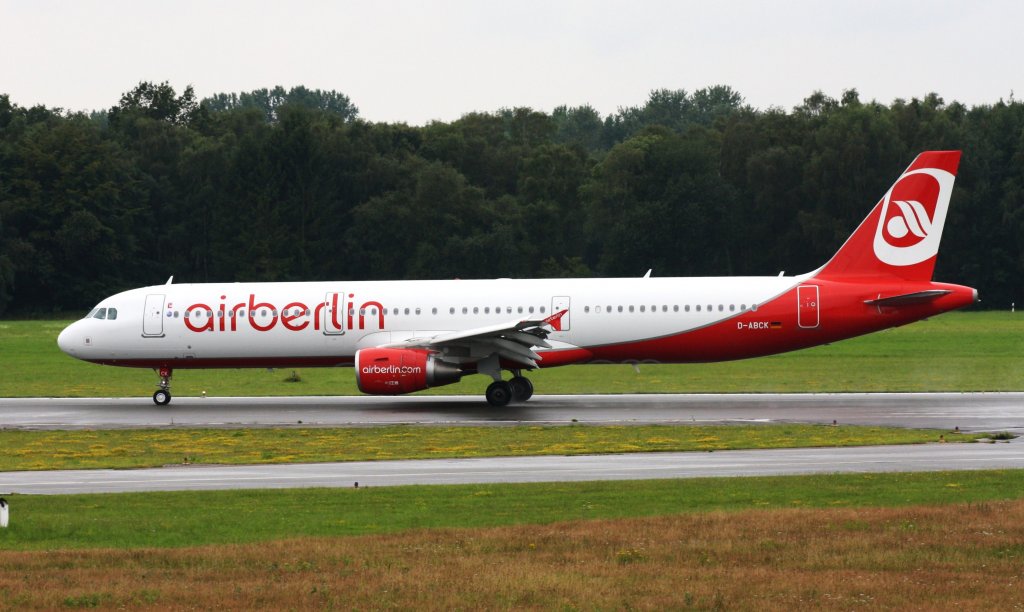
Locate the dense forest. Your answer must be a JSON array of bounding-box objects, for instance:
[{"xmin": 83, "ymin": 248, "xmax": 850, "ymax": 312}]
[{"xmin": 0, "ymin": 82, "xmax": 1021, "ymax": 316}]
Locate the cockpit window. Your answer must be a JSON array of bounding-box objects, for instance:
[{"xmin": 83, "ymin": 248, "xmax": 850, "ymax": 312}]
[
  {"xmin": 93, "ymin": 308, "xmax": 107, "ymax": 320},
  {"xmin": 85, "ymin": 308, "xmax": 99, "ymax": 319},
  {"xmin": 107, "ymin": 308, "xmax": 118, "ymax": 320}
]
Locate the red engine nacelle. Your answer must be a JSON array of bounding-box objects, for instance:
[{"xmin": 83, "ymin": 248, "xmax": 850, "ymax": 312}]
[{"xmin": 355, "ymin": 348, "xmax": 463, "ymax": 395}]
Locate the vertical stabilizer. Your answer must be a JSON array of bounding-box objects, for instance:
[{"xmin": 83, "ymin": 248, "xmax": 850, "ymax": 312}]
[{"xmin": 815, "ymin": 151, "xmax": 961, "ymax": 281}]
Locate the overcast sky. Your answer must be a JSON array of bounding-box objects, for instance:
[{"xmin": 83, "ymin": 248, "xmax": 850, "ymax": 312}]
[{"xmin": 1, "ymin": 0, "xmax": 1019, "ymax": 124}]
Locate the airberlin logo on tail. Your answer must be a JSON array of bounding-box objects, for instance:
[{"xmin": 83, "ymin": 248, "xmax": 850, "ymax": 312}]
[
  {"xmin": 885, "ymin": 200, "xmax": 932, "ymax": 241},
  {"xmin": 873, "ymin": 167, "xmax": 955, "ymax": 266}
]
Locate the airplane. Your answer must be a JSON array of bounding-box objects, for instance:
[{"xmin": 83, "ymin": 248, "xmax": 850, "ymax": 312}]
[{"xmin": 57, "ymin": 151, "xmax": 977, "ymax": 406}]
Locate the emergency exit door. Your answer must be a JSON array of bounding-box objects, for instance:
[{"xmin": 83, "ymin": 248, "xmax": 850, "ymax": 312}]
[{"xmin": 551, "ymin": 296, "xmax": 571, "ymax": 331}]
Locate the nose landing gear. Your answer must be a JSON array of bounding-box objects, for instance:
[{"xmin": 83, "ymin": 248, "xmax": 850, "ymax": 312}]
[{"xmin": 153, "ymin": 367, "xmax": 173, "ymax": 405}]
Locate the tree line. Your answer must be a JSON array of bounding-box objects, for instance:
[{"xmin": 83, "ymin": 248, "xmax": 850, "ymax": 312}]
[{"xmin": 0, "ymin": 82, "xmax": 1021, "ymax": 316}]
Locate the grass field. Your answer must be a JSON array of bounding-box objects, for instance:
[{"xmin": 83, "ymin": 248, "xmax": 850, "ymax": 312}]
[
  {"xmin": 1, "ymin": 311, "xmax": 1022, "ymax": 397},
  {"xmin": 2, "ymin": 312, "xmax": 1019, "ymax": 608},
  {"xmin": 4, "ymin": 502, "xmax": 1023, "ymax": 609},
  {"xmin": 2, "ymin": 472, "xmax": 1024, "ymax": 608},
  {"xmin": 0, "ymin": 424, "xmax": 981, "ymax": 471},
  {"xmin": 2, "ymin": 470, "xmax": 1023, "ymax": 550}
]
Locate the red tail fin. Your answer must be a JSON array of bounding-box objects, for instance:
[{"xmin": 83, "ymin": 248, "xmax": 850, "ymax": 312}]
[{"xmin": 815, "ymin": 151, "xmax": 961, "ymax": 282}]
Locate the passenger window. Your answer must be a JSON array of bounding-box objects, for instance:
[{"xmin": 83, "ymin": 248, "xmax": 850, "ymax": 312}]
[
  {"xmin": 528, "ymin": 306, "xmax": 535, "ymax": 314},
  {"xmin": 684, "ymin": 305, "xmax": 689, "ymax": 312},
  {"xmin": 415, "ymin": 308, "xmax": 421, "ymax": 315},
  {"xmin": 696, "ymin": 305, "xmax": 701, "ymax": 312},
  {"xmin": 640, "ymin": 305, "xmax": 645, "ymax": 312},
  {"xmin": 729, "ymin": 304, "xmax": 735, "ymax": 312},
  {"xmin": 107, "ymin": 308, "xmax": 118, "ymax": 320},
  {"xmin": 473, "ymin": 307, "xmax": 479, "ymax": 314},
  {"xmin": 585, "ymin": 306, "xmax": 590, "ymax": 313},
  {"xmin": 518, "ymin": 307, "xmax": 523, "ymax": 314},
  {"xmin": 432, "ymin": 308, "xmax": 437, "ymax": 315},
  {"xmin": 462, "ymin": 307, "xmax": 468, "ymax": 315},
  {"xmin": 540, "ymin": 306, "xmax": 546, "ymax": 314},
  {"xmin": 673, "ymin": 305, "xmax": 679, "ymax": 312},
  {"xmin": 450, "ymin": 307, "xmax": 455, "ymax": 315},
  {"xmin": 617, "ymin": 306, "xmax": 623, "ymax": 313},
  {"xmin": 628, "ymin": 306, "xmax": 634, "ymax": 313}
]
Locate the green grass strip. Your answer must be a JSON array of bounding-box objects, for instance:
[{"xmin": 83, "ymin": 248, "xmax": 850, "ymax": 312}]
[
  {"xmin": 1, "ymin": 311, "xmax": 1022, "ymax": 397},
  {"xmin": 2, "ymin": 470, "xmax": 1023, "ymax": 550},
  {"xmin": 0, "ymin": 424, "xmax": 983, "ymax": 471}
]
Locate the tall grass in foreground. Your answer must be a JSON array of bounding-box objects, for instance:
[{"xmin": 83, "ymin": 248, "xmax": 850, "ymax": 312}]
[{"xmin": 2, "ymin": 501, "xmax": 1022, "ymax": 609}]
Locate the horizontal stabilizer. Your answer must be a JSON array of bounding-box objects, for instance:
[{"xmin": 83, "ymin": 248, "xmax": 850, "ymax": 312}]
[{"xmin": 864, "ymin": 289, "xmax": 952, "ymax": 307}]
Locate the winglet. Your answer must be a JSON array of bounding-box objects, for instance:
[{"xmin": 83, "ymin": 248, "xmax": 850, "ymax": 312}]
[{"xmin": 543, "ymin": 308, "xmax": 569, "ymax": 332}]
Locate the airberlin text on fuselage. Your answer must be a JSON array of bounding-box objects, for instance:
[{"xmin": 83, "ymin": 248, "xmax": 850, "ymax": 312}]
[{"xmin": 182, "ymin": 293, "xmax": 385, "ymax": 333}]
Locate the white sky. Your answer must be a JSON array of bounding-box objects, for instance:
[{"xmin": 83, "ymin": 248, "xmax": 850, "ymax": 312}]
[{"xmin": 1, "ymin": 0, "xmax": 1019, "ymax": 124}]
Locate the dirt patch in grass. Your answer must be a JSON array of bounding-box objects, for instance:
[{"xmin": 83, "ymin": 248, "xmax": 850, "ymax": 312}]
[{"xmin": 2, "ymin": 500, "xmax": 1022, "ymax": 609}]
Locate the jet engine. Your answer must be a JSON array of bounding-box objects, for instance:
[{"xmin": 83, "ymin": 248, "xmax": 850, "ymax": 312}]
[{"xmin": 354, "ymin": 348, "xmax": 463, "ymax": 395}]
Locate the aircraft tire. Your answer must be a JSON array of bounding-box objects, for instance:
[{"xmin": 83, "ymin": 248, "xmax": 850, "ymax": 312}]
[
  {"xmin": 485, "ymin": 381, "xmax": 513, "ymax": 407},
  {"xmin": 153, "ymin": 390, "xmax": 172, "ymax": 406},
  {"xmin": 509, "ymin": 376, "xmax": 534, "ymax": 402}
]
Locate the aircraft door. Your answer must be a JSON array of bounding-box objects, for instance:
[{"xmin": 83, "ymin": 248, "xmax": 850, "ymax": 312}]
[
  {"xmin": 797, "ymin": 285, "xmax": 820, "ymax": 329},
  {"xmin": 323, "ymin": 292, "xmax": 345, "ymax": 335},
  {"xmin": 142, "ymin": 294, "xmax": 165, "ymax": 337},
  {"xmin": 551, "ymin": 296, "xmax": 571, "ymax": 331}
]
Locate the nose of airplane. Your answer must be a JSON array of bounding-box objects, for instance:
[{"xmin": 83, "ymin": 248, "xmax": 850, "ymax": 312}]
[{"xmin": 57, "ymin": 323, "xmax": 77, "ymax": 356}]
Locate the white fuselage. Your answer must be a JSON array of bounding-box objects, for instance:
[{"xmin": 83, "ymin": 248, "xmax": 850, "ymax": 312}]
[{"xmin": 58, "ymin": 275, "xmax": 804, "ymax": 367}]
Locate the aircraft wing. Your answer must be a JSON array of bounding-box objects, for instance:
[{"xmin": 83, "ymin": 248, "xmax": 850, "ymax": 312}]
[{"xmin": 382, "ymin": 309, "xmax": 568, "ymax": 369}]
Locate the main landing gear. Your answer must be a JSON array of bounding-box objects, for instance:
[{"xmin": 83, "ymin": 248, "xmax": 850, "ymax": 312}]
[
  {"xmin": 485, "ymin": 371, "xmax": 534, "ymax": 407},
  {"xmin": 153, "ymin": 367, "xmax": 173, "ymax": 405}
]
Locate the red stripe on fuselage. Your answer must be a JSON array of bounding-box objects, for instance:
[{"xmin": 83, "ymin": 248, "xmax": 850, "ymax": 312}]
[{"xmin": 540, "ymin": 279, "xmax": 975, "ymax": 365}]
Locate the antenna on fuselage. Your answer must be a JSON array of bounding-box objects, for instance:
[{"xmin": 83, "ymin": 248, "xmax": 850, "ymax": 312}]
[
  {"xmin": 165, "ymin": 276, "xmax": 174, "ymax": 285},
  {"xmin": 643, "ymin": 269, "xmax": 652, "ymax": 278}
]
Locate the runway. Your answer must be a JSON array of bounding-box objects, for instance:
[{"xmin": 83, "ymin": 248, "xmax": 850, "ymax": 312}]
[
  {"xmin": 1, "ymin": 392, "xmax": 1023, "ymax": 432},
  {"xmin": 3, "ymin": 439, "xmax": 1022, "ymax": 495},
  {"xmin": 3, "ymin": 393, "xmax": 1022, "ymax": 495}
]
